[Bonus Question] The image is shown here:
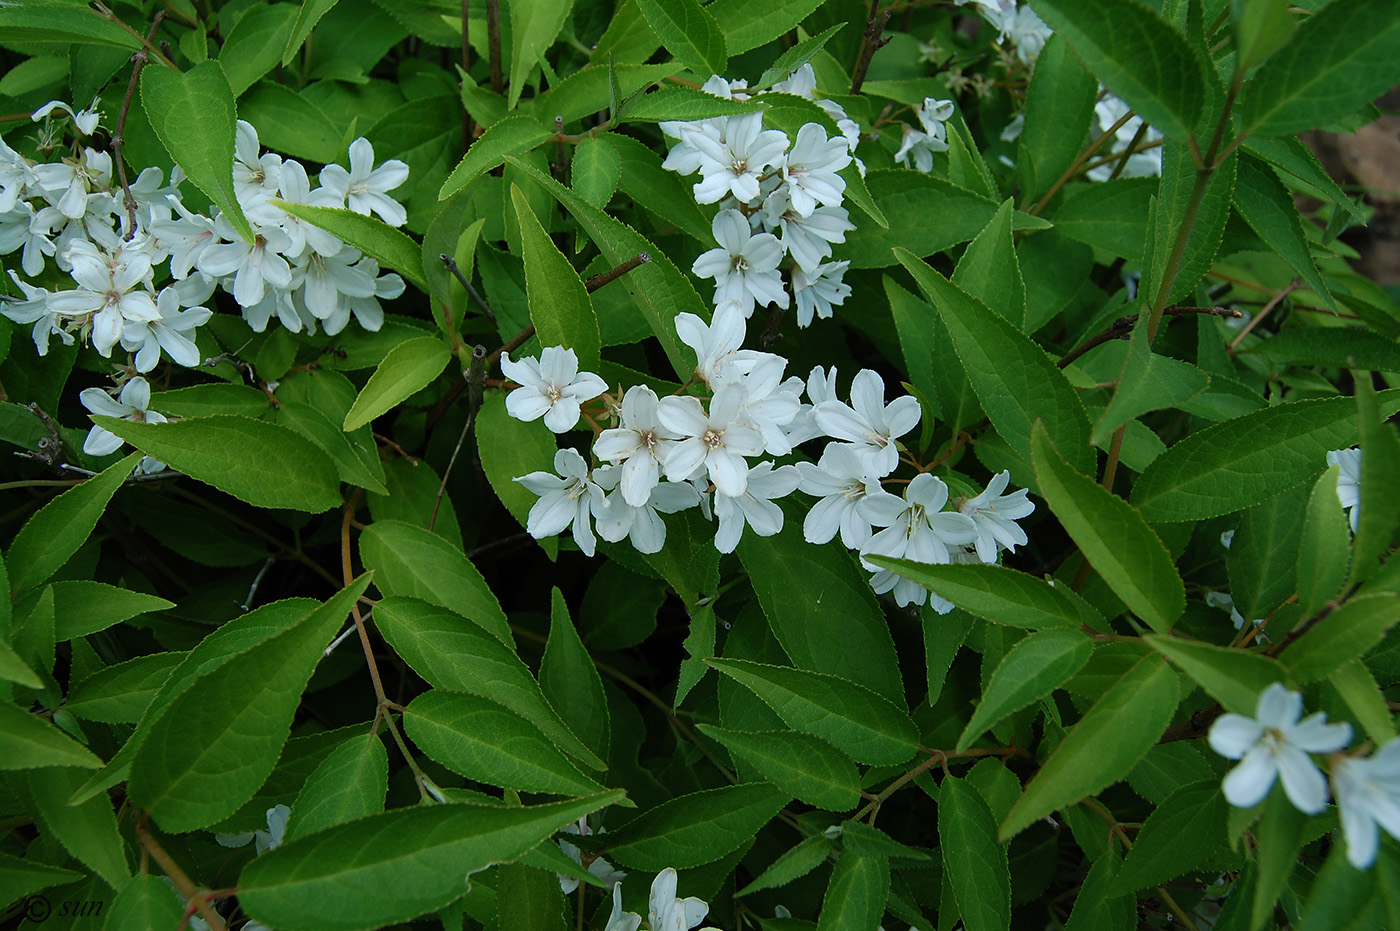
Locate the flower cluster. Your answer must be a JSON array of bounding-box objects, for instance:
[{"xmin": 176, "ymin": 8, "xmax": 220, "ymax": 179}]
[
  {"xmin": 1208, "ymin": 682, "xmax": 1400, "ymax": 869},
  {"xmin": 660, "ymin": 68, "xmax": 859, "ymax": 327},
  {"xmin": 508, "ymin": 301, "xmax": 1035, "ymax": 609},
  {"xmin": 1, "ymin": 103, "xmax": 408, "ymax": 373},
  {"xmin": 894, "ymin": 97, "xmax": 957, "ymax": 174},
  {"xmin": 955, "ymin": 0, "xmax": 1053, "ymax": 66}
]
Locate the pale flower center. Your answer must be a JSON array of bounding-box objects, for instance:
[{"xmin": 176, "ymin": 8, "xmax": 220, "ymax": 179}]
[
  {"xmin": 703, "ymin": 428, "xmax": 723, "ymax": 449},
  {"xmin": 546, "ymin": 384, "xmax": 563, "ymax": 404}
]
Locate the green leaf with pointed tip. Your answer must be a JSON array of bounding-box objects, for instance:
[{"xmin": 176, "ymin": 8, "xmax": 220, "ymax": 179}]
[
  {"xmin": 106, "ymin": 872, "xmax": 186, "ymax": 931},
  {"xmin": 219, "ymin": 2, "xmax": 298, "ymax": 96},
  {"xmin": 1017, "ymin": 33, "xmax": 1098, "ymax": 202},
  {"xmin": 372, "ymin": 596, "xmax": 602, "ymax": 769},
  {"xmin": 898, "ymin": 251, "xmax": 1094, "ymax": 473},
  {"xmin": 698, "ymin": 725, "xmax": 861, "ymax": 812},
  {"xmin": 1235, "ymin": 0, "xmax": 1296, "ymax": 72},
  {"xmin": 845, "ymin": 171, "xmax": 994, "ymax": 266},
  {"xmin": 635, "ymin": 0, "xmax": 726, "ymax": 78},
  {"xmin": 64, "ymin": 652, "xmax": 183, "ymax": 724},
  {"xmin": 404, "ymin": 690, "xmax": 606, "ymax": 796},
  {"xmin": 1115, "ymin": 779, "xmax": 1227, "ymax": 892},
  {"xmin": 817, "ymin": 853, "xmax": 890, "ymax": 931},
  {"xmin": 475, "ymin": 394, "xmax": 559, "ymax": 559},
  {"xmin": 360, "ymin": 522, "xmax": 512, "ymax": 645},
  {"xmin": 940, "ymin": 778, "xmax": 1010, "ymax": 931},
  {"xmin": 275, "ymin": 401, "xmax": 388, "ymax": 495},
  {"xmin": 440, "ymin": 115, "xmax": 555, "ymax": 200},
  {"xmin": 512, "ymin": 185, "xmax": 602, "ymax": 369},
  {"xmin": 240, "ymin": 791, "xmax": 625, "ymax": 931},
  {"xmin": 1145, "ymin": 635, "xmax": 1287, "ymax": 716},
  {"xmin": 508, "ymin": 0, "xmax": 574, "ymax": 109},
  {"xmin": 1244, "ymin": 328, "xmax": 1400, "ymax": 373},
  {"xmin": 1094, "ymin": 320, "xmax": 1210, "ymax": 447},
  {"xmin": 1252, "ymin": 787, "xmax": 1310, "ymax": 930},
  {"xmin": 269, "ymin": 201, "xmax": 426, "ymax": 291},
  {"xmin": 1028, "ymin": 0, "xmax": 1204, "ymax": 141},
  {"xmin": 540, "ymin": 589, "xmax": 609, "ymax": 762},
  {"xmin": 128, "ymin": 576, "xmax": 371, "ymax": 832},
  {"xmin": 1032, "ymin": 423, "xmax": 1184, "ymax": 632},
  {"xmin": 707, "ymin": 658, "xmax": 918, "ymax": 766},
  {"xmin": 755, "ymin": 23, "xmax": 845, "ymax": 88},
  {"xmin": 1280, "ymin": 594, "xmax": 1400, "ymax": 684},
  {"xmin": 1233, "ymin": 154, "xmax": 1332, "ymax": 307},
  {"xmin": 1146, "ymin": 144, "xmax": 1235, "ymax": 309},
  {"xmin": 605, "ymin": 783, "xmax": 788, "ymax": 869},
  {"xmin": 5, "ymin": 452, "xmax": 140, "ymax": 594},
  {"xmin": 1001, "ymin": 654, "xmax": 1179, "ymax": 840},
  {"xmin": 1243, "ymin": 136, "xmax": 1365, "ymax": 221},
  {"xmin": 0, "ymin": 700, "xmax": 102, "ymax": 770},
  {"xmin": 0, "ymin": 4, "xmax": 141, "ymax": 48},
  {"xmin": 1228, "ymin": 484, "xmax": 1307, "ymax": 624},
  {"xmin": 141, "ymin": 61, "xmax": 253, "ymax": 242},
  {"xmin": 342, "ymin": 337, "xmax": 451, "ymax": 432},
  {"xmin": 867, "ymin": 559, "xmax": 1087, "ymax": 632},
  {"xmin": 1298, "ymin": 467, "xmax": 1352, "ymax": 619},
  {"xmin": 50, "ymin": 580, "xmax": 173, "ymax": 641},
  {"xmin": 952, "ymin": 199, "xmax": 1025, "ymax": 328},
  {"xmin": 0, "ymin": 849, "xmax": 85, "ymax": 907},
  {"xmin": 23, "ymin": 766, "xmax": 129, "ymax": 888},
  {"xmin": 1238, "ymin": 0, "xmax": 1400, "ymax": 137},
  {"xmin": 1330, "ymin": 659, "xmax": 1395, "ymax": 746},
  {"xmin": 958, "ymin": 630, "xmax": 1093, "ymax": 750},
  {"xmin": 285, "ymin": 735, "xmax": 388, "ymax": 840},
  {"xmin": 96, "ymin": 415, "xmax": 342, "ymax": 513},
  {"xmin": 709, "ymin": 0, "xmax": 826, "ymax": 54},
  {"xmin": 283, "ymin": 0, "xmax": 339, "ymax": 64},
  {"xmin": 1130, "ymin": 391, "xmax": 1400, "ymax": 521},
  {"xmin": 738, "ymin": 833, "xmax": 835, "ymax": 896},
  {"xmin": 506, "ymin": 157, "xmax": 699, "ymax": 379},
  {"xmin": 0, "ymin": 639, "xmax": 38, "ymax": 689}
]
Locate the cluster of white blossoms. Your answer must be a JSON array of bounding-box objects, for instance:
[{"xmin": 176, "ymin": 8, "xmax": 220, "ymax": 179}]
[
  {"xmin": 659, "ymin": 67, "xmax": 860, "ymax": 328},
  {"xmin": 507, "ymin": 301, "xmax": 1035, "ymax": 610},
  {"xmin": 0, "ymin": 102, "xmax": 408, "ymax": 373},
  {"xmin": 894, "ymin": 97, "xmax": 957, "ymax": 174},
  {"xmin": 955, "ymin": 0, "xmax": 1053, "ymax": 66},
  {"xmin": 1209, "ymin": 682, "xmax": 1400, "ymax": 869}
]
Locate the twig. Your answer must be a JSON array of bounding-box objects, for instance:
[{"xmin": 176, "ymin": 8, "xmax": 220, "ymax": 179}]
[
  {"xmin": 1028, "ymin": 107, "xmax": 1137, "ymax": 216},
  {"xmin": 91, "ymin": 3, "xmax": 178, "ymax": 69},
  {"xmin": 1059, "ymin": 306, "xmax": 1242, "ymax": 369},
  {"xmin": 486, "ymin": 0, "xmax": 503, "ymax": 94},
  {"xmin": 460, "ymin": 0, "xmax": 473, "ymax": 149},
  {"xmin": 849, "ymin": 3, "xmax": 891, "ymax": 95},
  {"xmin": 429, "ymin": 346, "xmax": 486, "ymax": 532},
  {"xmin": 441, "ymin": 253, "xmax": 495, "ymax": 321},
  {"xmin": 1227, "ymin": 280, "xmax": 1301, "ymax": 353},
  {"xmin": 240, "ymin": 557, "xmax": 275, "ymax": 612},
  {"xmin": 583, "ymin": 251, "xmax": 650, "ymax": 292},
  {"xmin": 112, "ymin": 13, "xmax": 166, "ymax": 236},
  {"xmin": 135, "ymin": 816, "xmax": 227, "ymax": 931}
]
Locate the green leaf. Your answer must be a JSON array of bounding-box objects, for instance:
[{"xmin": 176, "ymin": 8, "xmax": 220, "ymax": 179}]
[
  {"xmin": 610, "ymin": 133, "xmax": 713, "ymax": 242},
  {"xmin": 958, "ymin": 630, "xmax": 1094, "ymax": 750},
  {"xmin": 738, "ymin": 833, "xmax": 835, "ymax": 895},
  {"xmin": 271, "ymin": 201, "xmax": 427, "ymax": 291},
  {"xmin": 1235, "ymin": 0, "xmax": 1297, "ymax": 72},
  {"xmin": 1228, "ymin": 484, "xmax": 1307, "ymax": 623},
  {"xmin": 1280, "ymin": 594, "xmax": 1400, "ymax": 683},
  {"xmin": 1252, "ymin": 787, "xmax": 1310, "ymax": 930},
  {"xmin": 219, "ymin": 2, "xmax": 298, "ymax": 96},
  {"xmin": 0, "ymin": 700, "xmax": 102, "ymax": 770},
  {"xmin": 440, "ymin": 115, "xmax": 554, "ymax": 201},
  {"xmin": 1051, "ymin": 177, "xmax": 1156, "ymax": 262},
  {"xmin": 0, "ymin": 639, "xmax": 39, "ymax": 689},
  {"xmin": 1238, "ymin": 0, "xmax": 1400, "ymax": 136},
  {"xmin": 952, "ymin": 199, "xmax": 1025, "ymax": 328},
  {"xmin": 128, "ymin": 577, "xmax": 371, "ymax": 832},
  {"xmin": 5, "ymin": 453, "xmax": 140, "ymax": 594},
  {"xmin": 1232, "ymin": 154, "xmax": 1332, "ymax": 306},
  {"xmin": 0, "ymin": 849, "xmax": 84, "ymax": 909},
  {"xmin": 372, "ymin": 597, "xmax": 602, "ymax": 769},
  {"xmin": 709, "ymin": 0, "xmax": 825, "ymax": 54},
  {"xmin": 512, "ymin": 185, "xmax": 602, "ymax": 368},
  {"xmin": 1029, "ymin": 0, "xmax": 1204, "ymax": 140},
  {"xmin": 940, "ymin": 778, "xmax": 1010, "ymax": 931},
  {"xmin": 1297, "ymin": 466, "xmax": 1352, "ymax": 619},
  {"xmin": 285, "ymin": 735, "xmax": 388, "ymax": 840},
  {"xmin": 634, "ymin": 0, "xmax": 726, "ymax": 78},
  {"xmin": 605, "ymin": 783, "xmax": 788, "ymax": 869},
  {"xmin": 23, "ymin": 767, "xmax": 129, "ymax": 888},
  {"xmin": 1130, "ymin": 391, "xmax": 1400, "ymax": 521},
  {"xmin": 240, "ymin": 791, "xmax": 624, "ymax": 931},
  {"xmin": 897, "ymin": 252, "xmax": 1094, "ymax": 472},
  {"xmin": 141, "ymin": 60, "xmax": 253, "ymax": 243},
  {"xmin": 1146, "ymin": 145, "xmax": 1236, "ymax": 309},
  {"xmin": 817, "ymin": 853, "xmax": 891, "ymax": 931},
  {"xmin": 283, "ymin": 0, "xmax": 340, "ymax": 65},
  {"xmin": 105, "ymin": 873, "xmax": 185, "ymax": 931},
  {"xmin": 1354, "ymin": 374, "xmax": 1400, "ymax": 585},
  {"xmin": 1145, "ymin": 635, "xmax": 1287, "ymax": 715},
  {"xmin": 1245, "ymin": 328, "xmax": 1400, "ymax": 373},
  {"xmin": 1330, "ymin": 659, "xmax": 1395, "ymax": 746},
  {"xmin": 341, "ymin": 336, "xmax": 450, "ymax": 432},
  {"xmin": 507, "ymin": 157, "xmax": 699, "ymax": 380},
  {"xmin": 736, "ymin": 501, "xmax": 903, "ymax": 701},
  {"xmin": 1001, "ymin": 654, "xmax": 1180, "ymax": 840},
  {"xmin": 698, "ymin": 725, "xmax": 861, "ymax": 812},
  {"xmin": 755, "ymin": 23, "xmax": 845, "ymax": 88},
  {"xmin": 404, "ymin": 690, "xmax": 607, "ymax": 795},
  {"xmin": 276, "ymin": 401, "xmax": 388, "ymax": 495},
  {"xmin": 64, "ymin": 652, "xmax": 183, "ymax": 724},
  {"xmin": 1115, "ymin": 779, "xmax": 1227, "ymax": 891},
  {"xmin": 508, "ymin": 0, "xmax": 574, "ymax": 109},
  {"xmin": 359, "ymin": 522, "xmax": 512, "ymax": 645},
  {"xmin": 620, "ymin": 85, "xmax": 763, "ymax": 123},
  {"xmin": 1094, "ymin": 320, "xmax": 1211, "ymax": 446},
  {"xmin": 707, "ymin": 658, "xmax": 919, "ymax": 766},
  {"xmin": 1243, "ymin": 136, "xmax": 1366, "ymax": 222},
  {"xmin": 0, "ymin": 3, "xmax": 141, "ymax": 48},
  {"xmin": 475, "ymin": 394, "xmax": 559, "ymax": 558},
  {"xmin": 540, "ymin": 589, "xmax": 610, "ymax": 761},
  {"xmin": 845, "ymin": 171, "xmax": 995, "ymax": 267},
  {"xmin": 95, "ymin": 415, "xmax": 342, "ymax": 513},
  {"xmin": 571, "ymin": 135, "xmax": 621, "ymax": 208},
  {"xmin": 1017, "ymin": 34, "xmax": 1098, "ymax": 202},
  {"xmin": 49, "ymin": 580, "xmax": 173, "ymax": 641},
  {"xmin": 867, "ymin": 560, "xmax": 1088, "ymax": 632},
  {"xmin": 1032, "ymin": 423, "xmax": 1185, "ymax": 632}
]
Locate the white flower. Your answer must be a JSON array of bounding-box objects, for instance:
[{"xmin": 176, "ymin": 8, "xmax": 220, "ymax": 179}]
[
  {"xmin": 1207, "ymin": 682, "xmax": 1352, "ymax": 813},
  {"xmin": 1086, "ymin": 93, "xmax": 1162, "ymax": 181},
  {"xmin": 649, "ymin": 868, "xmax": 712, "ymax": 931},
  {"xmin": 1004, "ymin": 6, "xmax": 1052, "ymax": 64},
  {"xmin": 713, "ymin": 461, "xmax": 801, "ymax": 553},
  {"xmin": 959, "ymin": 470, "xmax": 1035, "ymax": 563},
  {"xmin": 781, "ymin": 123, "xmax": 850, "ymax": 217},
  {"xmin": 0, "ymin": 134, "xmax": 37, "ymax": 213},
  {"xmin": 758, "ymin": 187, "xmax": 853, "ymax": 274},
  {"xmin": 49, "ymin": 238, "xmax": 159, "ymax": 357},
  {"xmin": 1, "ymin": 272, "xmax": 70, "ymax": 356},
  {"xmin": 197, "ymin": 216, "xmax": 294, "ymax": 309},
  {"xmin": 515, "ymin": 448, "xmax": 607, "ymax": 557},
  {"xmin": 691, "ymin": 209, "xmax": 788, "ymax": 316},
  {"xmin": 123, "ymin": 286, "xmax": 211, "ymax": 372},
  {"xmin": 813, "ymin": 369, "xmax": 921, "ymax": 476},
  {"xmin": 318, "ymin": 138, "xmax": 410, "ymax": 227},
  {"xmin": 295, "ymin": 247, "xmax": 377, "ymax": 326},
  {"xmin": 797, "ymin": 443, "xmax": 884, "ymax": 549},
  {"xmin": 150, "ymin": 196, "xmax": 218, "ymax": 278},
  {"xmin": 273, "ymin": 159, "xmax": 345, "ymax": 259},
  {"xmin": 1204, "ymin": 591, "xmax": 1261, "ymax": 633},
  {"xmin": 792, "ymin": 261, "xmax": 851, "ymax": 328},
  {"xmin": 556, "ymin": 818, "xmax": 625, "ymax": 895},
  {"xmin": 894, "ymin": 99, "xmax": 954, "ymax": 174},
  {"xmin": 232, "ymin": 121, "xmax": 283, "ymax": 221},
  {"xmin": 0, "ymin": 201, "xmax": 61, "ymax": 276},
  {"xmin": 593, "ymin": 386, "xmax": 679, "ymax": 506},
  {"xmin": 31, "ymin": 147, "xmax": 111, "ymax": 220},
  {"xmin": 594, "ymin": 469, "xmax": 700, "ymax": 555},
  {"xmin": 32, "ymin": 99, "xmax": 103, "ymax": 136},
  {"xmin": 860, "ymin": 474, "xmax": 979, "ymax": 608},
  {"xmin": 79, "ymin": 377, "xmax": 166, "ymax": 456},
  {"xmin": 674, "ymin": 300, "xmax": 747, "ymax": 387},
  {"xmin": 685, "ymin": 111, "xmax": 789, "ymax": 205},
  {"xmin": 215, "ymin": 805, "xmax": 291, "ymax": 856},
  {"xmin": 341, "ymin": 261, "xmax": 401, "ymax": 334},
  {"xmin": 657, "ymin": 386, "xmax": 764, "ymax": 497},
  {"xmin": 1333, "ymin": 739, "xmax": 1400, "ymax": 869},
  {"xmin": 1327, "ymin": 447, "xmax": 1361, "ymax": 533},
  {"xmin": 603, "ymin": 883, "xmax": 642, "ymax": 931},
  {"xmin": 500, "ymin": 346, "xmax": 607, "ymax": 433}
]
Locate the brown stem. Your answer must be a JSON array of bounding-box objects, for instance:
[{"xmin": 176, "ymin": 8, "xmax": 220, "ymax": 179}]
[
  {"xmin": 1059, "ymin": 306, "xmax": 1242, "ymax": 369},
  {"xmin": 1158, "ymin": 703, "xmax": 1223, "ymax": 743},
  {"xmin": 486, "ymin": 0, "xmax": 503, "ymax": 94},
  {"xmin": 584, "ymin": 251, "xmax": 650, "ymax": 291},
  {"xmin": 429, "ymin": 345, "xmax": 486, "ymax": 533},
  {"xmin": 1227, "ymin": 280, "xmax": 1301, "ymax": 353},
  {"xmin": 135, "ymin": 817, "xmax": 227, "ymax": 931},
  {"xmin": 1029, "ymin": 107, "xmax": 1137, "ymax": 216},
  {"xmin": 849, "ymin": 4, "xmax": 891, "ymax": 95},
  {"xmin": 112, "ymin": 13, "xmax": 166, "ymax": 237},
  {"xmin": 460, "ymin": 0, "xmax": 473, "ymax": 148}
]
